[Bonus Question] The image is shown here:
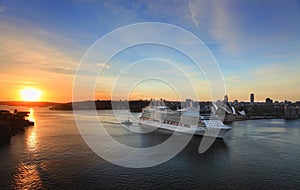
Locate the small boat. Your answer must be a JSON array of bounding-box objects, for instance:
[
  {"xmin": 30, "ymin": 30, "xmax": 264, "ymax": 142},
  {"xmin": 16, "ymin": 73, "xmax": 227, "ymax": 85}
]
[{"xmin": 121, "ymin": 118, "xmax": 133, "ymax": 125}]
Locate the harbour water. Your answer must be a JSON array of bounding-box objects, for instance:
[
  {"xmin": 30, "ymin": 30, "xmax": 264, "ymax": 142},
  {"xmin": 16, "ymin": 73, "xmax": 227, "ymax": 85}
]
[{"xmin": 0, "ymin": 106, "xmax": 299, "ymax": 189}]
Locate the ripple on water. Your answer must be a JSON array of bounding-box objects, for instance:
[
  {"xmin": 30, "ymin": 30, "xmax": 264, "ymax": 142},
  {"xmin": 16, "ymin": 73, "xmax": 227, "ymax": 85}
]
[{"xmin": 0, "ymin": 108, "xmax": 299, "ymax": 189}]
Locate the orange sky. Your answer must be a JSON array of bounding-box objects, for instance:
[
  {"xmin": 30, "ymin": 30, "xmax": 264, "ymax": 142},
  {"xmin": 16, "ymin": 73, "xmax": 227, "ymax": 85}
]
[{"xmin": 1, "ymin": 1, "xmax": 300, "ymax": 103}]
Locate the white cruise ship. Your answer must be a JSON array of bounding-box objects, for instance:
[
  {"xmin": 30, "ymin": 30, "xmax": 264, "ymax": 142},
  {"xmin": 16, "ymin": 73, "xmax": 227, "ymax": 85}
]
[{"xmin": 139, "ymin": 105, "xmax": 231, "ymax": 138}]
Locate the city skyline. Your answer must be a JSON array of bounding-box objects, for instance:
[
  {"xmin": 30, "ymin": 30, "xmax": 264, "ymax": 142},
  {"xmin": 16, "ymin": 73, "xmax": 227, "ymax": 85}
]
[
  {"xmin": 0, "ymin": 1, "xmax": 300, "ymax": 102},
  {"xmin": 1, "ymin": 92, "xmax": 297, "ymax": 104}
]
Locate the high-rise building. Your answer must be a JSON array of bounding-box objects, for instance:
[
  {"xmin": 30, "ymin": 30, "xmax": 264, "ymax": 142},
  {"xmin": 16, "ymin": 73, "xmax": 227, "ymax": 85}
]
[
  {"xmin": 185, "ymin": 99, "xmax": 193, "ymax": 107},
  {"xmin": 224, "ymin": 95, "xmax": 228, "ymax": 102},
  {"xmin": 250, "ymin": 93, "xmax": 254, "ymax": 103}
]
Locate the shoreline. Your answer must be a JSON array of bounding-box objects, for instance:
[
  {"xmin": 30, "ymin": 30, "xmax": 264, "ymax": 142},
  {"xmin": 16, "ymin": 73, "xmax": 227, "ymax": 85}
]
[{"xmin": 0, "ymin": 110, "xmax": 34, "ymax": 143}]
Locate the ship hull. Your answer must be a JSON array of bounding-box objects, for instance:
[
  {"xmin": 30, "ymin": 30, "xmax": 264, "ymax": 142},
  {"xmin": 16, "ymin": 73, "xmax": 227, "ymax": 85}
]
[{"xmin": 139, "ymin": 120, "xmax": 230, "ymax": 139}]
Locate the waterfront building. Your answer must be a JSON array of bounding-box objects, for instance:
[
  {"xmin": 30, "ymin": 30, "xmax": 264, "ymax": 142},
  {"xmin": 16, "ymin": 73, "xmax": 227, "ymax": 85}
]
[
  {"xmin": 266, "ymin": 98, "xmax": 273, "ymax": 104},
  {"xmin": 185, "ymin": 99, "xmax": 193, "ymax": 108},
  {"xmin": 284, "ymin": 105, "xmax": 300, "ymax": 119}
]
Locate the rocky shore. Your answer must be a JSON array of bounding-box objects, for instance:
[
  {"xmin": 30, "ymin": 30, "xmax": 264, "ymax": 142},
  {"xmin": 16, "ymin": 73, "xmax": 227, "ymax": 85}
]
[{"xmin": 0, "ymin": 110, "xmax": 34, "ymax": 143}]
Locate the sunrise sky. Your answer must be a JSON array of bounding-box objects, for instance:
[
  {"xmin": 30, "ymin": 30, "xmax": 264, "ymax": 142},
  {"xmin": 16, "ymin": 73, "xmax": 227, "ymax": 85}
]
[{"xmin": 0, "ymin": 0, "xmax": 300, "ymax": 102}]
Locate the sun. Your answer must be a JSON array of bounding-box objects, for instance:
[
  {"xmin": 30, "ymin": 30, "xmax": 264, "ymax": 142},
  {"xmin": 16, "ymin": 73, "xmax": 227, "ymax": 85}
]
[{"xmin": 20, "ymin": 88, "xmax": 42, "ymax": 102}]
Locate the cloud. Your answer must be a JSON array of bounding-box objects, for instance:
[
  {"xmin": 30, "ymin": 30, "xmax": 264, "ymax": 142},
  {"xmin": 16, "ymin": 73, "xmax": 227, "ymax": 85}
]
[
  {"xmin": 0, "ymin": 80, "xmax": 38, "ymax": 85},
  {"xmin": 0, "ymin": 5, "xmax": 6, "ymax": 13},
  {"xmin": 97, "ymin": 62, "xmax": 110, "ymax": 70},
  {"xmin": 100, "ymin": 0, "xmax": 194, "ymax": 28},
  {"xmin": 0, "ymin": 35, "xmax": 78, "ymax": 75},
  {"xmin": 188, "ymin": 2, "xmax": 198, "ymax": 27},
  {"xmin": 187, "ymin": 0, "xmax": 242, "ymax": 54},
  {"xmin": 188, "ymin": 0, "xmax": 213, "ymax": 28},
  {"xmin": 252, "ymin": 60, "xmax": 300, "ymax": 77},
  {"xmin": 224, "ymin": 75, "xmax": 243, "ymax": 85},
  {"xmin": 0, "ymin": 19, "xmax": 83, "ymax": 76},
  {"xmin": 188, "ymin": 0, "xmax": 300, "ymax": 58}
]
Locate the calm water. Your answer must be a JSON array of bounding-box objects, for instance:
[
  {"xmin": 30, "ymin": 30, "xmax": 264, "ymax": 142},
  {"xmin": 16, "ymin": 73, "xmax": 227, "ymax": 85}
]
[{"xmin": 0, "ymin": 106, "xmax": 299, "ymax": 189}]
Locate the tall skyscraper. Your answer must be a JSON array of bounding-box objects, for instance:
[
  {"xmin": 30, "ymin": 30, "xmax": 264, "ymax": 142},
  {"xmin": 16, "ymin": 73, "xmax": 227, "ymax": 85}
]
[
  {"xmin": 224, "ymin": 95, "xmax": 228, "ymax": 102},
  {"xmin": 250, "ymin": 93, "xmax": 254, "ymax": 103}
]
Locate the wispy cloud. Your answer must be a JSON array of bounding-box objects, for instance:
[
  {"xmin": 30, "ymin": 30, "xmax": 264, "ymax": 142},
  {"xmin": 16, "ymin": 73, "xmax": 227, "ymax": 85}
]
[
  {"xmin": 188, "ymin": 0, "xmax": 213, "ymax": 28},
  {"xmin": 0, "ymin": 5, "xmax": 6, "ymax": 13},
  {"xmin": 252, "ymin": 60, "xmax": 300, "ymax": 77},
  {"xmin": 224, "ymin": 75, "xmax": 243, "ymax": 85},
  {"xmin": 0, "ymin": 19, "xmax": 82, "ymax": 75},
  {"xmin": 100, "ymin": 0, "xmax": 193, "ymax": 28},
  {"xmin": 0, "ymin": 80, "xmax": 38, "ymax": 85},
  {"xmin": 0, "ymin": 18, "xmax": 85, "ymax": 101},
  {"xmin": 1, "ymin": 0, "xmax": 299, "ymax": 101},
  {"xmin": 97, "ymin": 62, "xmax": 110, "ymax": 70},
  {"xmin": 187, "ymin": 0, "xmax": 300, "ymax": 57},
  {"xmin": 187, "ymin": 0, "xmax": 242, "ymax": 54}
]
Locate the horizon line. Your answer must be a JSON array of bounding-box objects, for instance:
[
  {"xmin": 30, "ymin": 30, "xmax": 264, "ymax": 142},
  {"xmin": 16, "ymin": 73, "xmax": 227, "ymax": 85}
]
[{"xmin": 0, "ymin": 98, "xmax": 299, "ymax": 104}]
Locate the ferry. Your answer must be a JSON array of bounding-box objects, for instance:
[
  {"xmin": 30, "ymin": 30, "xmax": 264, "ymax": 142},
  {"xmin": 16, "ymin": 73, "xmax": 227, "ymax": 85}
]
[
  {"xmin": 139, "ymin": 105, "xmax": 231, "ymax": 138},
  {"xmin": 121, "ymin": 118, "xmax": 133, "ymax": 125}
]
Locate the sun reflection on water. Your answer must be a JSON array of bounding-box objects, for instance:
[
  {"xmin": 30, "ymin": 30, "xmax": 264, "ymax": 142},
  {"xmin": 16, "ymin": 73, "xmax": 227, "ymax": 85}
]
[
  {"xmin": 14, "ymin": 162, "xmax": 43, "ymax": 189},
  {"xmin": 27, "ymin": 108, "xmax": 37, "ymax": 152},
  {"xmin": 27, "ymin": 108, "xmax": 36, "ymax": 123},
  {"xmin": 14, "ymin": 108, "xmax": 43, "ymax": 189}
]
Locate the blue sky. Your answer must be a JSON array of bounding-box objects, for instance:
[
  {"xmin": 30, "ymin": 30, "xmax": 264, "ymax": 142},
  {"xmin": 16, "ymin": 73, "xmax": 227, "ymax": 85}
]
[{"xmin": 0, "ymin": 0, "xmax": 300, "ymax": 102}]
